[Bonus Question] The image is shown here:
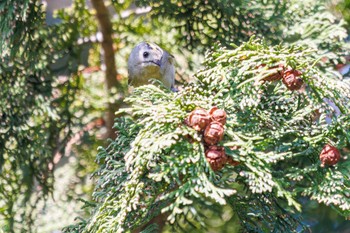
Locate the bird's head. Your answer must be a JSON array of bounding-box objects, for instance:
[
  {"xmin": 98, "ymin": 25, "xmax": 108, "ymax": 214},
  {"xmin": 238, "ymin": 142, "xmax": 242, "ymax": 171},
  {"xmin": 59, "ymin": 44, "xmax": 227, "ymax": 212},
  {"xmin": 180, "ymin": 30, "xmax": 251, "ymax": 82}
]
[
  {"xmin": 128, "ymin": 42, "xmax": 163, "ymax": 69},
  {"xmin": 128, "ymin": 41, "xmax": 175, "ymax": 88}
]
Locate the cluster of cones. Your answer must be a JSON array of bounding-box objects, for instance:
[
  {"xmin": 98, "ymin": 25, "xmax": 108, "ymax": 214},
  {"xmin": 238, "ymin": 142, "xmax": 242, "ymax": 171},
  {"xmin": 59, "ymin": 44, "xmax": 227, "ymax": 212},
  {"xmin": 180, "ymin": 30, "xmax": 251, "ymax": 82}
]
[
  {"xmin": 184, "ymin": 107, "xmax": 341, "ymax": 170},
  {"xmin": 260, "ymin": 64, "xmax": 343, "ymax": 166},
  {"xmin": 185, "ymin": 107, "xmax": 239, "ymax": 171},
  {"xmin": 258, "ymin": 64, "xmax": 304, "ymax": 91}
]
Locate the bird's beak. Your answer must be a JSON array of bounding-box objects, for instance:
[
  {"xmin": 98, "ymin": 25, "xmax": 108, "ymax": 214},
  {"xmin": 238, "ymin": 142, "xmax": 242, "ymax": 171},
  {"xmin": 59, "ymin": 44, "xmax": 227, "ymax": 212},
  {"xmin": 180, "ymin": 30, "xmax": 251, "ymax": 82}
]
[
  {"xmin": 141, "ymin": 60, "xmax": 161, "ymax": 66},
  {"xmin": 152, "ymin": 59, "xmax": 161, "ymax": 66}
]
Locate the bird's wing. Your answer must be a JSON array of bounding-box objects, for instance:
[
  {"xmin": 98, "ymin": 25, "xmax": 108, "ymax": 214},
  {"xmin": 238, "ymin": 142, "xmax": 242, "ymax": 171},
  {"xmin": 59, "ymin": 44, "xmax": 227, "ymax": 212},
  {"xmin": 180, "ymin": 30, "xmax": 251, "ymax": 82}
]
[{"xmin": 161, "ymin": 51, "xmax": 176, "ymax": 89}]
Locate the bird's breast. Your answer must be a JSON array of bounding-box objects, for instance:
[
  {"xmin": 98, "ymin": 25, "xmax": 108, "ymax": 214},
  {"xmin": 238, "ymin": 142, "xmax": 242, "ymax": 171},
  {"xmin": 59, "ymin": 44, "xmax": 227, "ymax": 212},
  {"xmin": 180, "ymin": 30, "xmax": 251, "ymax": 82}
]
[{"xmin": 132, "ymin": 64, "xmax": 163, "ymax": 86}]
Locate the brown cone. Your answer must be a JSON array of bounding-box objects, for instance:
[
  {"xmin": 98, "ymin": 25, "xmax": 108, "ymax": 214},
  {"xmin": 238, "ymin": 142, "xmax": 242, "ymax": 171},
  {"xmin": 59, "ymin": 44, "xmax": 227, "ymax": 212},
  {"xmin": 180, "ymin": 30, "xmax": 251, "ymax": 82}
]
[
  {"xmin": 186, "ymin": 108, "xmax": 211, "ymax": 131},
  {"xmin": 209, "ymin": 107, "xmax": 227, "ymax": 125},
  {"xmin": 282, "ymin": 69, "xmax": 303, "ymax": 91},
  {"xmin": 258, "ymin": 63, "xmax": 285, "ymax": 82},
  {"xmin": 203, "ymin": 121, "xmax": 225, "ymax": 145},
  {"xmin": 205, "ymin": 146, "xmax": 227, "ymax": 171},
  {"xmin": 320, "ymin": 144, "xmax": 341, "ymax": 167}
]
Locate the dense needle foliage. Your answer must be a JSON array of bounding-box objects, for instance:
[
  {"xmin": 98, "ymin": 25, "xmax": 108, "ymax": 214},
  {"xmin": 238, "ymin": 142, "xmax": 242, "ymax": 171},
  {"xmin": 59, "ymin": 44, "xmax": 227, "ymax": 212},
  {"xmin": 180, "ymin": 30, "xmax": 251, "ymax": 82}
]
[
  {"xmin": 62, "ymin": 1, "xmax": 349, "ymax": 232},
  {"xmin": 64, "ymin": 38, "xmax": 350, "ymax": 232},
  {"xmin": 0, "ymin": 0, "xmax": 87, "ymax": 231},
  {"xmin": 1, "ymin": 0, "xmax": 349, "ymax": 232}
]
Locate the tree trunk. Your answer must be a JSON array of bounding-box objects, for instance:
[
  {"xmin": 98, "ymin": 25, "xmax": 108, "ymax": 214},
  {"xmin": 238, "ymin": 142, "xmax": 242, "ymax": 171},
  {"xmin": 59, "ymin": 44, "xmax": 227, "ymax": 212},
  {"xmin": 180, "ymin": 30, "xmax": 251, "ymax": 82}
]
[{"xmin": 90, "ymin": 0, "xmax": 125, "ymax": 139}]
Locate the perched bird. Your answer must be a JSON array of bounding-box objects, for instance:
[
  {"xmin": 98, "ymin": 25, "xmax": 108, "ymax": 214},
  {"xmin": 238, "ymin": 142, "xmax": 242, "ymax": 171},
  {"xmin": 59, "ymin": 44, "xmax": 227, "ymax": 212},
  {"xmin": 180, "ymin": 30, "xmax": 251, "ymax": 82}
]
[{"xmin": 128, "ymin": 42, "xmax": 176, "ymax": 91}]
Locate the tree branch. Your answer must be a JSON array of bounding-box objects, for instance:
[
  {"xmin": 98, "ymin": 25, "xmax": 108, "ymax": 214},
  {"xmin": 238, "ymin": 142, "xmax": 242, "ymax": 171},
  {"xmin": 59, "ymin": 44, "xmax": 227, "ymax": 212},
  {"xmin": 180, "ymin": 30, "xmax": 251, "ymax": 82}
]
[{"xmin": 91, "ymin": 0, "xmax": 124, "ymax": 139}]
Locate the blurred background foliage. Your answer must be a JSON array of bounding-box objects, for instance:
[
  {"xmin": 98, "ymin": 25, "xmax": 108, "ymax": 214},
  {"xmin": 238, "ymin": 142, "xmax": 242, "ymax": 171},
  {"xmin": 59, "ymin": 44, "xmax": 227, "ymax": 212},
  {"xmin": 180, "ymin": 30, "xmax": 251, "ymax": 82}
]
[{"xmin": 0, "ymin": 0, "xmax": 349, "ymax": 232}]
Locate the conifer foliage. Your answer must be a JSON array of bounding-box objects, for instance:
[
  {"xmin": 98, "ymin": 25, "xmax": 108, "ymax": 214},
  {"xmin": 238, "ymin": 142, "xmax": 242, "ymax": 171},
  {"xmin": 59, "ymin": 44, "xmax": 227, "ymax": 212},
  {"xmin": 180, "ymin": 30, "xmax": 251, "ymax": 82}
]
[
  {"xmin": 64, "ymin": 37, "xmax": 350, "ymax": 232},
  {"xmin": 0, "ymin": 1, "xmax": 58, "ymax": 230},
  {"xmin": 1, "ymin": 0, "xmax": 349, "ymax": 232},
  {"xmin": 0, "ymin": 0, "xmax": 86, "ymax": 231}
]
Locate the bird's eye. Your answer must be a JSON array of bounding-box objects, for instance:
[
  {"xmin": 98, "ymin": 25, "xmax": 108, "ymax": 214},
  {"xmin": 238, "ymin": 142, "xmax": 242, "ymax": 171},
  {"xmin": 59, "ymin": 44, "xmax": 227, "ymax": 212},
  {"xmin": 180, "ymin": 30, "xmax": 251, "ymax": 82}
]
[{"xmin": 143, "ymin": 52, "xmax": 149, "ymax": 58}]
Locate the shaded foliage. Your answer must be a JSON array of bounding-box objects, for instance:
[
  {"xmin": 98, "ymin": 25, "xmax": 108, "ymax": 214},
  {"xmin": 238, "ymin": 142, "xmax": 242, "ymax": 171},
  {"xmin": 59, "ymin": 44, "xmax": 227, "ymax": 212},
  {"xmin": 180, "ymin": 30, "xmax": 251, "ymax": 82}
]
[{"xmin": 0, "ymin": 0, "xmax": 88, "ymax": 231}]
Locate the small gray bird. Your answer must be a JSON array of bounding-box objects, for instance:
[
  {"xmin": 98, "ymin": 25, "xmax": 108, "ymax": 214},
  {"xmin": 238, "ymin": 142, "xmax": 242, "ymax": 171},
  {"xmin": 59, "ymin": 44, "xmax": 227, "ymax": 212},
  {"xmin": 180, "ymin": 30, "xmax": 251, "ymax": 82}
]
[{"xmin": 128, "ymin": 42, "xmax": 176, "ymax": 90}]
